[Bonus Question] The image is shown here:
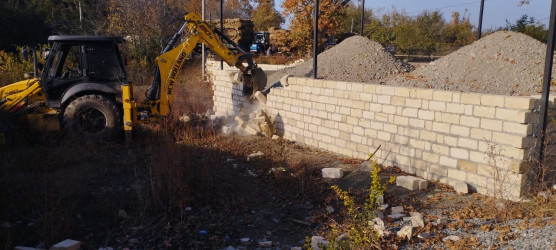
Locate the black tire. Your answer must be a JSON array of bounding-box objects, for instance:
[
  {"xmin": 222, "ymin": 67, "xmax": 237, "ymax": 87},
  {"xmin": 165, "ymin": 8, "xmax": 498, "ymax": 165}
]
[{"xmin": 63, "ymin": 94, "xmax": 121, "ymax": 141}]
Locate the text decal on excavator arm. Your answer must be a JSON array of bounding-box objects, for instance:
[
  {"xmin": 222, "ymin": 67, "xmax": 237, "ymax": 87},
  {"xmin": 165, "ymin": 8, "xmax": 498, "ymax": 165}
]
[{"xmin": 167, "ymin": 50, "xmax": 188, "ymax": 95}]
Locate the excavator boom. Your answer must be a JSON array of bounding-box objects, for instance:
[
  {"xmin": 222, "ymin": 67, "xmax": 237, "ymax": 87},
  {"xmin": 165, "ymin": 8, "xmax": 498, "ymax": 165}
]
[{"xmin": 145, "ymin": 12, "xmax": 267, "ymax": 117}]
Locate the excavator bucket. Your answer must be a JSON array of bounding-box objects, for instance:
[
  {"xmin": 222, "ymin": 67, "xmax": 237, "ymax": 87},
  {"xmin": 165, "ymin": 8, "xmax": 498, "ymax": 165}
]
[{"xmin": 249, "ymin": 67, "xmax": 267, "ymax": 94}]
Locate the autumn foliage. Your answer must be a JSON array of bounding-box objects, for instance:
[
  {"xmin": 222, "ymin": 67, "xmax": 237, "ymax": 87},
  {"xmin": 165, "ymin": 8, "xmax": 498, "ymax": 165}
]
[{"xmin": 282, "ymin": 0, "xmax": 347, "ymax": 55}]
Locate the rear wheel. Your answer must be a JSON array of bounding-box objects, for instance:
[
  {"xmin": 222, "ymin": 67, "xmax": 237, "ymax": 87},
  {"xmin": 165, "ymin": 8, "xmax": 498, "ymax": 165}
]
[{"xmin": 63, "ymin": 95, "xmax": 121, "ymax": 141}]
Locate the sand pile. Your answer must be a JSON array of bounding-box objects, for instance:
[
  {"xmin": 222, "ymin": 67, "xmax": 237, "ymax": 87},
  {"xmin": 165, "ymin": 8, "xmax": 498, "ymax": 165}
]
[
  {"xmin": 388, "ymin": 31, "xmax": 553, "ymax": 96},
  {"xmin": 266, "ymin": 35, "xmax": 412, "ymax": 87}
]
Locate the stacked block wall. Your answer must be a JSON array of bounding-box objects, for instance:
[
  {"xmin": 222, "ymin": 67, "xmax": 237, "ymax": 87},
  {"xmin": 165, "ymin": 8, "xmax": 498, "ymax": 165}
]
[{"xmin": 208, "ymin": 63, "xmax": 555, "ymax": 200}]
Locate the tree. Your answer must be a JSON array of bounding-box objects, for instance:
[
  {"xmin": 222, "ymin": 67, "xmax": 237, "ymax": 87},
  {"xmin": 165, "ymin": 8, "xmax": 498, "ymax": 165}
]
[
  {"xmin": 444, "ymin": 11, "xmax": 474, "ymax": 47},
  {"xmin": 223, "ymin": 0, "xmax": 253, "ymax": 18},
  {"xmin": 364, "ymin": 12, "xmax": 396, "ymax": 46},
  {"xmin": 337, "ymin": 2, "xmax": 373, "ymax": 34},
  {"xmin": 106, "ymin": 0, "xmax": 186, "ymax": 63},
  {"xmin": 282, "ymin": 0, "xmax": 347, "ymax": 55},
  {"xmin": 252, "ymin": 0, "xmax": 284, "ymax": 31},
  {"xmin": 505, "ymin": 14, "xmax": 547, "ymax": 42}
]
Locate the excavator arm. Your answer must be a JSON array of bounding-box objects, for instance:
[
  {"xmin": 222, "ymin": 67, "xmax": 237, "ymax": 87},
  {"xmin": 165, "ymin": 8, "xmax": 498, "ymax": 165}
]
[{"xmin": 145, "ymin": 12, "xmax": 266, "ymax": 117}]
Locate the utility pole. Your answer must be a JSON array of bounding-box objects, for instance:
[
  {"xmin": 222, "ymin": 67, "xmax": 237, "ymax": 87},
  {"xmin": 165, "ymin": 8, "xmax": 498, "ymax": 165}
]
[
  {"xmin": 477, "ymin": 0, "xmax": 485, "ymax": 39},
  {"xmin": 220, "ymin": 0, "xmax": 223, "ymax": 70},
  {"xmin": 313, "ymin": 0, "xmax": 319, "ymax": 79},
  {"xmin": 202, "ymin": 0, "xmax": 206, "ymax": 78},
  {"xmin": 360, "ymin": 0, "xmax": 364, "ymax": 35},
  {"xmin": 536, "ymin": 0, "xmax": 556, "ymax": 166}
]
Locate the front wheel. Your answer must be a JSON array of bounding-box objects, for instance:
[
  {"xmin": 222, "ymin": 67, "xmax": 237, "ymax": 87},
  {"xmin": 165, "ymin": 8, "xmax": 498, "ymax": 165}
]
[{"xmin": 63, "ymin": 95, "xmax": 121, "ymax": 141}]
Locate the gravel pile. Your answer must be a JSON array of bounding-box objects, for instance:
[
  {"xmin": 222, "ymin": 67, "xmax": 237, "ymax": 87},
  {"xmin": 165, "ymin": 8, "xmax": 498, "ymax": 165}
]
[
  {"xmin": 266, "ymin": 35, "xmax": 412, "ymax": 87},
  {"xmin": 388, "ymin": 31, "xmax": 553, "ymax": 96}
]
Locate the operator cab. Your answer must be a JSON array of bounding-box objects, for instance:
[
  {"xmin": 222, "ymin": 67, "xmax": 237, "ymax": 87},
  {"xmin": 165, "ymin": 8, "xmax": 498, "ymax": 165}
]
[{"xmin": 41, "ymin": 36, "xmax": 127, "ymax": 109}]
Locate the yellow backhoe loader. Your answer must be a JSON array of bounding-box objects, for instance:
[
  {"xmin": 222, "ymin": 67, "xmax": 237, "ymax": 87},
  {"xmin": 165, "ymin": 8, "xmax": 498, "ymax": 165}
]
[{"xmin": 0, "ymin": 12, "xmax": 267, "ymax": 143}]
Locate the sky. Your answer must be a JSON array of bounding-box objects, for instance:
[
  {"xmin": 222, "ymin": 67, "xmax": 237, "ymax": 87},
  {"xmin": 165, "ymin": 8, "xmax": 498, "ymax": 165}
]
[{"xmin": 275, "ymin": 0, "xmax": 552, "ymax": 30}]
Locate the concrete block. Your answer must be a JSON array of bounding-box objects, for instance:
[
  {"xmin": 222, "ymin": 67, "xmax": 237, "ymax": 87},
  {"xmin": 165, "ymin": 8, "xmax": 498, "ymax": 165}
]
[
  {"xmin": 51, "ymin": 239, "xmax": 81, "ymax": 250},
  {"xmin": 473, "ymin": 106, "xmax": 496, "ymax": 118},
  {"xmin": 244, "ymin": 124, "xmax": 259, "ymax": 135},
  {"xmin": 454, "ymin": 181, "xmax": 469, "ymax": 194},
  {"xmin": 450, "ymin": 125, "xmax": 470, "ymax": 137},
  {"xmin": 418, "ymin": 179, "xmax": 428, "ymax": 190},
  {"xmin": 450, "ymin": 148, "xmax": 469, "ymax": 159},
  {"xmin": 460, "ymin": 93, "xmax": 481, "ymax": 104},
  {"xmin": 418, "ymin": 110, "xmax": 435, "ymax": 120},
  {"xmin": 448, "ymin": 169, "xmax": 467, "ymax": 181},
  {"xmin": 495, "ymin": 109, "xmax": 529, "ymax": 123},
  {"xmin": 433, "ymin": 91, "xmax": 453, "ymax": 102},
  {"xmin": 322, "ymin": 168, "xmax": 343, "ymax": 178},
  {"xmin": 396, "ymin": 176, "xmax": 420, "ymax": 190},
  {"xmin": 481, "ymin": 95, "xmax": 504, "ymax": 107},
  {"xmin": 429, "ymin": 101, "xmax": 446, "ymax": 111},
  {"xmin": 504, "ymin": 96, "xmax": 535, "ymax": 109},
  {"xmin": 460, "ymin": 115, "xmax": 480, "ymax": 127}
]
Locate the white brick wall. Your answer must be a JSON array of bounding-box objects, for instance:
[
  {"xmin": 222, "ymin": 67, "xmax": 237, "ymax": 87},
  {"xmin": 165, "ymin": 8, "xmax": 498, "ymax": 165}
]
[{"xmin": 207, "ymin": 63, "xmax": 550, "ymax": 200}]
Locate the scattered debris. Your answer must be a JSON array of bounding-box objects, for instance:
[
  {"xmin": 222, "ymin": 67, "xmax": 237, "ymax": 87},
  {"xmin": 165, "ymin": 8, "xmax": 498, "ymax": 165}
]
[
  {"xmin": 377, "ymin": 195, "xmax": 384, "ymax": 204},
  {"xmin": 388, "ymin": 213, "xmax": 405, "ymax": 219},
  {"xmin": 410, "ymin": 212, "xmax": 425, "ymax": 228},
  {"xmin": 371, "ymin": 218, "xmax": 389, "ymax": 237},
  {"xmin": 437, "ymin": 217, "xmax": 448, "ymax": 225},
  {"xmin": 391, "ymin": 206, "xmax": 404, "ymax": 214},
  {"xmin": 50, "ymin": 239, "xmax": 81, "ymax": 250},
  {"xmin": 442, "ymin": 235, "xmax": 461, "ymax": 242},
  {"xmin": 258, "ymin": 240, "xmax": 272, "ymax": 247},
  {"xmin": 311, "ymin": 236, "xmax": 329, "ymax": 250},
  {"xmin": 397, "ymin": 225, "xmax": 413, "ymax": 240},
  {"xmin": 178, "ymin": 115, "xmax": 190, "ymax": 123},
  {"xmin": 292, "ymin": 219, "xmax": 311, "ymax": 226},
  {"xmin": 378, "ymin": 204, "xmax": 389, "ymax": 211},
  {"xmin": 247, "ymin": 151, "xmax": 264, "ymax": 161},
  {"xmin": 333, "ymin": 233, "xmax": 349, "ymax": 247},
  {"xmin": 321, "ymin": 168, "xmax": 344, "ymax": 178}
]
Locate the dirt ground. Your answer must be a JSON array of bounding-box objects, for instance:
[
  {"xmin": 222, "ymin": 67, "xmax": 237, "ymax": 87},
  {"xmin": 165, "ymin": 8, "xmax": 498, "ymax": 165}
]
[{"xmin": 1, "ymin": 121, "xmax": 555, "ymax": 249}]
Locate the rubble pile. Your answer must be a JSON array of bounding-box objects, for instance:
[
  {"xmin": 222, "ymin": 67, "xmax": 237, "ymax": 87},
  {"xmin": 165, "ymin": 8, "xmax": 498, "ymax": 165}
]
[
  {"xmin": 266, "ymin": 35, "xmax": 413, "ymax": 87},
  {"xmin": 388, "ymin": 31, "xmax": 555, "ymax": 96}
]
